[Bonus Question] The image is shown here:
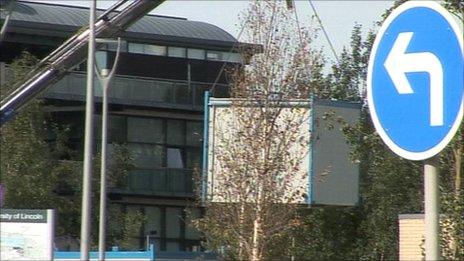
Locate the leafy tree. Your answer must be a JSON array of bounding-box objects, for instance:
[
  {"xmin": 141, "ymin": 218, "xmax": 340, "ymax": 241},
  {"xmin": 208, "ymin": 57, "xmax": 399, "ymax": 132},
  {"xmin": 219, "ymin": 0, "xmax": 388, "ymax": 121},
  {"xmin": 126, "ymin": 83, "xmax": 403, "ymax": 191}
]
[
  {"xmin": 439, "ymin": 2, "xmax": 464, "ymax": 259},
  {"xmin": 323, "ymin": 23, "xmax": 366, "ymax": 101},
  {"xmin": 299, "ymin": 1, "xmax": 463, "ymax": 259},
  {"xmin": 290, "ymin": 16, "xmax": 422, "ymax": 259},
  {"xmin": 0, "ymin": 51, "xmax": 143, "ymax": 250},
  {"xmin": 443, "ymin": 0, "xmax": 463, "ymax": 19},
  {"xmin": 1, "ymin": 51, "xmax": 59, "ymax": 209}
]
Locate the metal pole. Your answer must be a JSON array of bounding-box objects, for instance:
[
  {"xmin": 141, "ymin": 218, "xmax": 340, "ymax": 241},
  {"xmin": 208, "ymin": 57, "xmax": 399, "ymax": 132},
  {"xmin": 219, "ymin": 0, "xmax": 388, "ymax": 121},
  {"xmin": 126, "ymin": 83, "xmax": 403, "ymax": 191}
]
[
  {"xmin": 81, "ymin": 0, "xmax": 96, "ymax": 259},
  {"xmin": 97, "ymin": 38, "xmax": 121, "ymax": 261},
  {"xmin": 424, "ymin": 157, "xmax": 440, "ymax": 261},
  {"xmin": 98, "ymin": 69, "xmax": 110, "ymax": 261}
]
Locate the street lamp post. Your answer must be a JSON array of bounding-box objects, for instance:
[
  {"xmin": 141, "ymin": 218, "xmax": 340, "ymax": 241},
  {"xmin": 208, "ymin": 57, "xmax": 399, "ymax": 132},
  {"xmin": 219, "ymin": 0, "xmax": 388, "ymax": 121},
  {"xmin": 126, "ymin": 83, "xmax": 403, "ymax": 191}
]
[{"xmin": 95, "ymin": 38, "xmax": 122, "ymax": 261}]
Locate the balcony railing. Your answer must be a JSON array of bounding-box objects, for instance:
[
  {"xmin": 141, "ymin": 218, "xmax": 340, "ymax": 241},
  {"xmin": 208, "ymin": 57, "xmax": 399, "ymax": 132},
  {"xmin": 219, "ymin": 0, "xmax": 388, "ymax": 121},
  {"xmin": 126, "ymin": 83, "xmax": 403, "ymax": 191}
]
[
  {"xmin": 112, "ymin": 168, "xmax": 195, "ymax": 197},
  {"xmin": 46, "ymin": 72, "xmax": 229, "ymax": 110},
  {"xmin": 2, "ymin": 65, "xmax": 229, "ymax": 110}
]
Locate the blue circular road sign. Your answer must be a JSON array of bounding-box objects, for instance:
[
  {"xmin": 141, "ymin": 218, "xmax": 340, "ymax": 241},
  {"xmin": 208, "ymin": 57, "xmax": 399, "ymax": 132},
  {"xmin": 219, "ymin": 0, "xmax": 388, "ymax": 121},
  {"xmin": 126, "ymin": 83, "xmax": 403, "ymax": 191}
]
[{"xmin": 367, "ymin": 1, "xmax": 464, "ymax": 160}]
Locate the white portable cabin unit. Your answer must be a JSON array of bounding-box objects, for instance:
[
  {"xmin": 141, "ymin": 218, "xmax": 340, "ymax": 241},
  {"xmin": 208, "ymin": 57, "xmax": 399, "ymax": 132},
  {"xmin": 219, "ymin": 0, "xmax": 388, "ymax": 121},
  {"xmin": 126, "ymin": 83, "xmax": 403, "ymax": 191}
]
[{"xmin": 202, "ymin": 94, "xmax": 360, "ymax": 206}]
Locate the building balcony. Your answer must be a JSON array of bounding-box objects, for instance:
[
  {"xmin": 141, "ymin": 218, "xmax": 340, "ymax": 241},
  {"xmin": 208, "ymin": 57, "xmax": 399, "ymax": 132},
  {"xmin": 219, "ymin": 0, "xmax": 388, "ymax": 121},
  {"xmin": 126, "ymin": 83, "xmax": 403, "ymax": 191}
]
[
  {"xmin": 45, "ymin": 71, "xmax": 228, "ymax": 110},
  {"xmin": 1, "ymin": 64, "xmax": 229, "ymax": 111},
  {"xmin": 111, "ymin": 168, "xmax": 195, "ymax": 198}
]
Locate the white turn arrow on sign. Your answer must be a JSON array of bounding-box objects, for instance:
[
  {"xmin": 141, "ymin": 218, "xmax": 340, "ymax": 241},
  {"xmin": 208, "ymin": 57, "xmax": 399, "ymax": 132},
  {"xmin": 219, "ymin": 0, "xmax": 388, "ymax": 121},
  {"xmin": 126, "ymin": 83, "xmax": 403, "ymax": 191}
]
[{"xmin": 384, "ymin": 32, "xmax": 444, "ymax": 126}]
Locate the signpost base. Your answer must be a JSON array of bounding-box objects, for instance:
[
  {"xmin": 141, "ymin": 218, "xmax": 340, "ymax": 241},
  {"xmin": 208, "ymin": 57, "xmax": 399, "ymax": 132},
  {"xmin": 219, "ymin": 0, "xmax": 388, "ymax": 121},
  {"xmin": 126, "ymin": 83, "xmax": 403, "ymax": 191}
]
[{"xmin": 424, "ymin": 157, "xmax": 440, "ymax": 260}]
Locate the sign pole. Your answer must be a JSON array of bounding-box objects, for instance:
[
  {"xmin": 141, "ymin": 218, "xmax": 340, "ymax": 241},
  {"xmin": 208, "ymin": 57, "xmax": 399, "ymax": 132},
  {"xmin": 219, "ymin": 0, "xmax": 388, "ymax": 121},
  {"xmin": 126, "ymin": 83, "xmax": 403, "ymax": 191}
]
[
  {"xmin": 81, "ymin": 0, "xmax": 96, "ymax": 259},
  {"xmin": 424, "ymin": 157, "xmax": 440, "ymax": 260},
  {"xmin": 366, "ymin": 2, "xmax": 462, "ymax": 259}
]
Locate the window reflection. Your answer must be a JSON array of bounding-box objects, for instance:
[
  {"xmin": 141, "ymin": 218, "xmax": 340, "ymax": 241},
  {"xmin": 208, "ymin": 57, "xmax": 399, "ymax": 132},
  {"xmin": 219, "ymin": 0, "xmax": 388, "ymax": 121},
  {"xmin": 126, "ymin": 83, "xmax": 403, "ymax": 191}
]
[
  {"xmin": 98, "ymin": 115, "xmax": 203, "ymax": 194},
  {"xmin": 167, "ymin": 148, "xmax": 184, "ymax": 169}
]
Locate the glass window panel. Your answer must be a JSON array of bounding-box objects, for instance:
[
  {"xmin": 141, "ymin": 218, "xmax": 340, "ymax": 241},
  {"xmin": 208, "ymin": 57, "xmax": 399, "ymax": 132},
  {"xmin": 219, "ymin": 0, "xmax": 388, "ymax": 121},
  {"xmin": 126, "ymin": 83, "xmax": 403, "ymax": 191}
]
[
  {"xmin": 166, "ymin": 208, "xmax": 181, "ymax": 239},
  {"xmin": 186, "ymin": 148, "xmax": 201, "ymax": 169},
  {"xmin": 95, "ymin": 115, "xmax": 125, "ymax": 143},
  {"xmin": 166, "ymin": 242, "xmax": 180, "ymax": 252},
  {"xmin": 153, "ymin": 81, "xmax": 173, "ymax": 103},
  {"xmin": 104, "ymin": 41, "xmax": 127, "ymax": 52},
  {"xmin": 167, "ymin": 120, "xmax": 184, "ymax": 145},
  {"xmin": 94, "ymin": 77, "xmax": 103, "ymax": 97},
  {"xmin": 222, "ymin": 52, "xmax": 243, "ymax": 63},
  {"xmin": 129, "ymin": 143, "xmax": 163, "ymax": 168},
  {"xmin": 167, "ymin": 148, "xmax": 184, "ymax": 169},
  {"xmin": 128, "ymin": 43, "xmax": 145, "ymax": 54},
  {"xmin": 129, "ymin": 170, "xmax": 152, "ymax": 191},
  {"xmin": 150, "ymin": 239, "xmax": 161, "ymax": 252},
  {"xmin": 70, "ymin": 74, "xmax": 86, "ymax": 96},
  {"xmin": 184, "ymin": 170, "xmax": 193, "ymax": 193},
  {"xmin": 111, "ymin": 77, "xmax": 130, "ymax": 99},
  {"xmin": 108, "ymin": 115, "xmax": 126, "ymax": 143},
  {"xmin": 187, "ymin": 49, "xmax": 205, "ymax": 60},
  {"xmin": 94, "ymin": 115, "xmax": 102, "ymax": 140},
  {"xmin": 151, "ymin": 169, "xmax": 167, "ymax": 191},
  {"xmin": 193, "ymin": 84, "xmax": 210, "ymax": 108},
  {"xmin": 144, "ymin": 206, "xmax": 161, "ymax": 238},
  {"xmin": 185, "ymin": 208, "xmax": 201, "ymax": 240},
  {"xmin": 95, "ymin": 51, "xmax": 108, "ymax": 71},
  {"xmin": 168, "ymin": 169, "xmax": 186, "ymax": 192},
  {"xmin": 186, "ymin": 121, "xmax": 202, "ymax": 147},
  {"xmin": 206, "ymin": 51, "xmax": 221, "ymax": 60},
  {"xmin": 145, "ymin": 45, "xmax": 167, "ymax": 56},
  {"xmin": 126, "ymin": 205, "xmax": 142, "ymax": 238},
  {"xmin": 168, "ymin": 47, "xmax": 186, "ymax": 58},
  {"xmin": 173, "ymin": 83, "xmax": 190, "ymax": 104},
  {"xmin": 130, "ymin": 80, "xmax": 152, "ymax": 101},
  {"xmin": 127, "ymin": 117, "xmax": 163, "ymax": 143}
]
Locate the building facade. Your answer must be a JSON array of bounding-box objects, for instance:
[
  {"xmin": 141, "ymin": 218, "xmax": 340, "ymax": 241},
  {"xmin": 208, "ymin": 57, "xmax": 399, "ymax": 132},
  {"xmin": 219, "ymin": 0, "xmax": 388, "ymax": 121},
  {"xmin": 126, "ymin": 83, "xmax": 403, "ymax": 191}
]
[{"xmin": 1, "ymin": 1, "xmax": 247, "ymax": 252}]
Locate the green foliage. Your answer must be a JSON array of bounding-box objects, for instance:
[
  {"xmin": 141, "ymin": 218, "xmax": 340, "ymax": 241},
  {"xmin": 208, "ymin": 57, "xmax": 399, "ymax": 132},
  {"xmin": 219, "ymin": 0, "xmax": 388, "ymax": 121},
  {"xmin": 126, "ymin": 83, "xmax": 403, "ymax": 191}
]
[
  {"xmin": 299, "ymin": 1, "xmax": 463, "ymax": 259},
  {"xmin": 323, "ymin": 23, "xmax": 368, "ymax": 102},
  {"xmin": 440, "ymin": 190, "xmax": 464, "ymax": 259},
  {"xmin": 291, "ymin": 207, "xmax": 362, "ymax": 260},
  {"xmin": 0, "ymin": 52, "xmax": 82, "ymax": 239},
  {"xmin": 106, "ymin": 144, "xmax": 133, "ymax": 188},
  {"xmin": 353, "ymin": 136, "xmax": 422, "ymax": 259},
  {"xmin": 443, "ymin": 0, "xmax": 464, "ymax": 19},
  {"xmin": 112, "ymin": 207, "xmax": 146, "ymax": 250},
  {"xmin": 292, "ymin": 3, "xmax": 426, "ymax": 258},
  {"xmin": 1, "ymin": 51, "xmax": 57, "ymax": 209},
  {"xmin": 0, "ymin": 51, "xmax": 138, "ymax": 249}
]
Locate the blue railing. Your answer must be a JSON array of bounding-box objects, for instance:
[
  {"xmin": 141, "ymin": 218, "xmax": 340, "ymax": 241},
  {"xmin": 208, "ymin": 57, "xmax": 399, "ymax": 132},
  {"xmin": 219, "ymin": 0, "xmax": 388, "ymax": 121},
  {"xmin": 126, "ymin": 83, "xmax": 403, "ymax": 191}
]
[{"xmin": 54, "ymin": 244, "xmax": 155, "ymax": 260}]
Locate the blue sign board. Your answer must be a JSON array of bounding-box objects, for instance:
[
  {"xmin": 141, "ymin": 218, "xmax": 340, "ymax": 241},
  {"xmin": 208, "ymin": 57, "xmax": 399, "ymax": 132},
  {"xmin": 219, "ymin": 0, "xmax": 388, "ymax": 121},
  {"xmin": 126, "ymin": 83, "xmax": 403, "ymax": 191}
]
[{"xmin": 367, "ymin": 1, "xmax": 464, "ymax": 160}]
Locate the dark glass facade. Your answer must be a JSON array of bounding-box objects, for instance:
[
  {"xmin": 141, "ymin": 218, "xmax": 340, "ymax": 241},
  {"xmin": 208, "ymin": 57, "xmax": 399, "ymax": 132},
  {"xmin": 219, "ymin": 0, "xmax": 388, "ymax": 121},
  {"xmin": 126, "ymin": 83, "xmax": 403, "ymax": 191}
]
[
  {"xmin": 0, "ymin": 1, "xmax": 246, "ymax": 252},
  {"xmin": 124, "ymin": 204, "xmax": 201, "ymax": 252}
]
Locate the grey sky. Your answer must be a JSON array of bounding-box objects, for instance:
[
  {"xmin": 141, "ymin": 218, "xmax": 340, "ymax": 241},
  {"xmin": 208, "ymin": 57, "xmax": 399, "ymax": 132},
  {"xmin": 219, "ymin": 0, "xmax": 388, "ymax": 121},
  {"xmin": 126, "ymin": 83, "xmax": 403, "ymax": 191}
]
[{"xmin": 28, "ymin": 0, "xmax": 395, "ymax": 62}]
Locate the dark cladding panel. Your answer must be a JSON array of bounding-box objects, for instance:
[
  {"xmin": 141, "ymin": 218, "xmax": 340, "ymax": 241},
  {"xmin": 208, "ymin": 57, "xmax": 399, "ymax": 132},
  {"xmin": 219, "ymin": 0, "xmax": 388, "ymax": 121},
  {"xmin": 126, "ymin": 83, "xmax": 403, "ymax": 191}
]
[{"xmin": 310, "ymin": 100, "xmax": 360, "ymax": 206}]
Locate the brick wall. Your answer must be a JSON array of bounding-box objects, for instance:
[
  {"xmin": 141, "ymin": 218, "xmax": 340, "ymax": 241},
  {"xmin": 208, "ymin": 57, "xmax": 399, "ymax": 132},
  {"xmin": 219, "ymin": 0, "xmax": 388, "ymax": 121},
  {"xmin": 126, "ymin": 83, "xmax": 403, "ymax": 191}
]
[{"xmin": 398, "ymin": 214, "xmax": 425, "ymax": 261}]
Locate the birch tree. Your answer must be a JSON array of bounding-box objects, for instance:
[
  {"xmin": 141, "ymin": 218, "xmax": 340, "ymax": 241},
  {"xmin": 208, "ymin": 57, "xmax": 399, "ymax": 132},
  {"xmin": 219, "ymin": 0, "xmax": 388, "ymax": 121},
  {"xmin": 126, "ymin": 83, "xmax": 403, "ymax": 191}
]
[{"xmin": 193, "ymin": 1, "xmax": 324, "ymax": 260}]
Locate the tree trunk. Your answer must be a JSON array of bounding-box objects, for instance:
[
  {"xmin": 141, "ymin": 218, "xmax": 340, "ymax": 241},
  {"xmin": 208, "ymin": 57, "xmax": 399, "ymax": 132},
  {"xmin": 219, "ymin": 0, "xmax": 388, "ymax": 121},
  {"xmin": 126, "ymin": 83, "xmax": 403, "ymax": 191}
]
[
  {"xmin": 238, "ymin": 202, "xmax": 245, "ymax": 260},
  {"xmin": 251, "ymin": 183, "xmax": 263, "ymax": 261},
  {"xmin": 454, "ymin": 146, "xmax": 462, "ymax": 194},
  {"xmin": 251, "ymin": 203, "xmax": 262, "ymax": 261}
]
